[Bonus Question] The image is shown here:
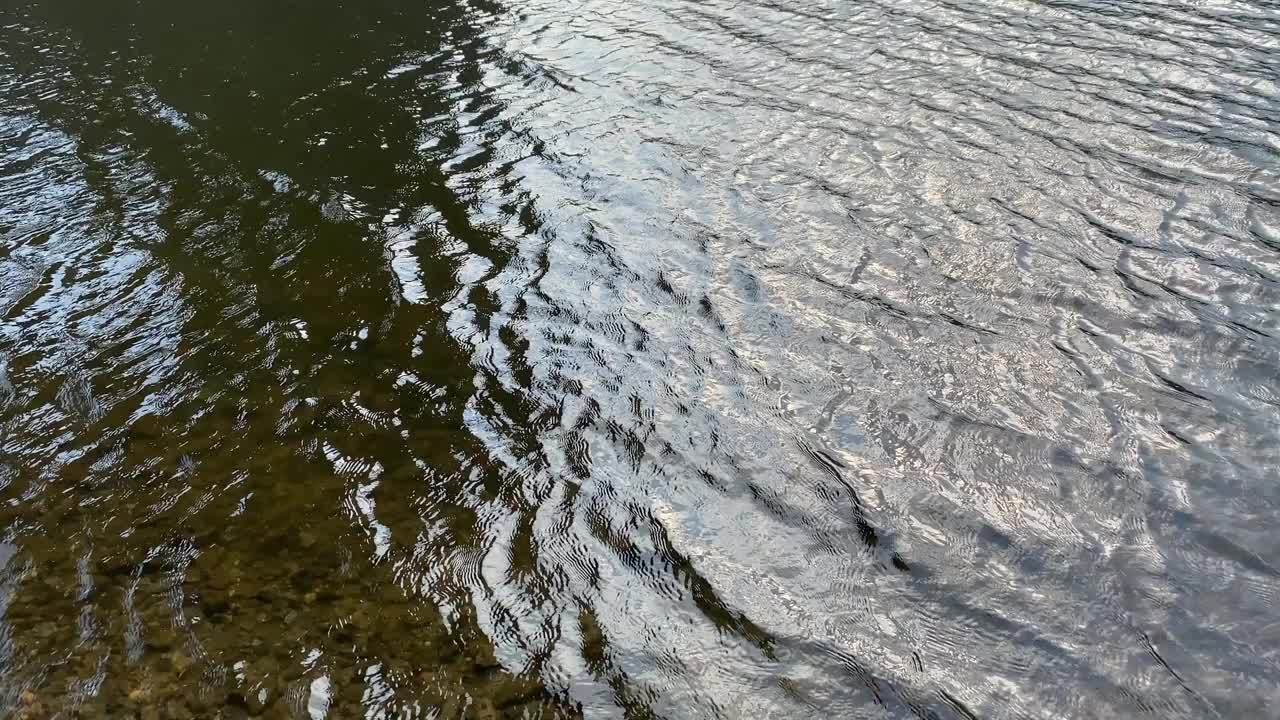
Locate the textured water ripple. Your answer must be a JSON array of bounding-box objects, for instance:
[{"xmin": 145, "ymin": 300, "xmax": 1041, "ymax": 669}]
[{"xmin": 1, "ymin": 0, "xmax": 1279, "ymax": 717}]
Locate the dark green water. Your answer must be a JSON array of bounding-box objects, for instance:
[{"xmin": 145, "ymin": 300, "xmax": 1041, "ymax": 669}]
[{"xmin": 2, "ymin": 0, "xmax": 1280, "ymax": 717}]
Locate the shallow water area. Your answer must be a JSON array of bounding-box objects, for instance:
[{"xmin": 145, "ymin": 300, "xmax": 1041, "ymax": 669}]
[{"xmin": 2, "ymin": 0, "xmax": 1280, "ymax": 717}]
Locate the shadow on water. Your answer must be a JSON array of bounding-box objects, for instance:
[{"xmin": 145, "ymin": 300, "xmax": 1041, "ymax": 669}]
[{"xmin": 0, "ymin": 0, "xmax": 586, "ymax": 717}]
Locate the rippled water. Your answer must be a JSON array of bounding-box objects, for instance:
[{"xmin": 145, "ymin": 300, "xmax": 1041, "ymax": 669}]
[{"xmin": 2, "ymin": 0, "xmax": 1280, "ymax": 717}]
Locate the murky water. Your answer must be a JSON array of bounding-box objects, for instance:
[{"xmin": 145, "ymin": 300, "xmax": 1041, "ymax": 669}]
[{"xmin": 2, "ymin": 0, "xmax": 1280, "ymax": 717}]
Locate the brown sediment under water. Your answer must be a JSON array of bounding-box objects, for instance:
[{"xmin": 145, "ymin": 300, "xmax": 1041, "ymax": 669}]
[{"xmin": 2, "ymin": 0, "xmax": 1280, "ymax": 717}]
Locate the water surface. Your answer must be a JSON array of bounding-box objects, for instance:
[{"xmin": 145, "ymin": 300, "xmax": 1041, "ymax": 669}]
[{"xmin": 2, "ymin": 0, "xmax": 1280, "ymax": 717}]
